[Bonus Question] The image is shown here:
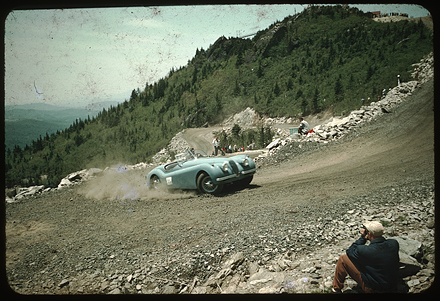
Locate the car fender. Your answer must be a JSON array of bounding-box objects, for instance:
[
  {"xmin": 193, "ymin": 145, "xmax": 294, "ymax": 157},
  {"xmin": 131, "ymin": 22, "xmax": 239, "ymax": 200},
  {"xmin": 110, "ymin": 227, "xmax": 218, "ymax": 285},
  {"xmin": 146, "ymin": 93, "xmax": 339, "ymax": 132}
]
[
  {"xmin": 146, "ymin": 168, "xmax": 166, "ymax": 186},
  {"xmin": 194, "ymin": 166, "xmax": 222, "ymax": 186}
]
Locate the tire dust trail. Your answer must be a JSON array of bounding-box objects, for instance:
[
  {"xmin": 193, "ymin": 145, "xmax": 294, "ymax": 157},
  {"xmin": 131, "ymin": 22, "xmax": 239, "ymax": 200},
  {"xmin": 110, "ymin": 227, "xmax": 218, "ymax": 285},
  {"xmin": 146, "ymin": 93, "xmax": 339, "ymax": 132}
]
[{"xmin": 80, "ymin": 168, "xmax": 196, "ymax": 201}]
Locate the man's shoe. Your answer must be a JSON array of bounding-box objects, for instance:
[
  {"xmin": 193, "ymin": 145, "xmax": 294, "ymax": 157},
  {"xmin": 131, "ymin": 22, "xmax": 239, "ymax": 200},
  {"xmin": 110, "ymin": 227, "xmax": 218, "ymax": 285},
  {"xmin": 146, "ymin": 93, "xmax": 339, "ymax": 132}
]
[{"xmin": 331, "ymin": 288, "xmax": 342, "ymax": 294}]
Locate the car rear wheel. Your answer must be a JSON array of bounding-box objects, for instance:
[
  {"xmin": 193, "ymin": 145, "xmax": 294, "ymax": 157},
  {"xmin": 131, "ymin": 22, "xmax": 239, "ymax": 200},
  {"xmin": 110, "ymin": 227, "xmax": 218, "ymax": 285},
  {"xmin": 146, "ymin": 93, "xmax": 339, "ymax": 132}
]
[
  {"xmin": 197, "ymin": 172, "xmax": 223, "ymax": 195},
  {"xmin": 150, "ymin": 175, "xmax": 161, "ymax": 190}
]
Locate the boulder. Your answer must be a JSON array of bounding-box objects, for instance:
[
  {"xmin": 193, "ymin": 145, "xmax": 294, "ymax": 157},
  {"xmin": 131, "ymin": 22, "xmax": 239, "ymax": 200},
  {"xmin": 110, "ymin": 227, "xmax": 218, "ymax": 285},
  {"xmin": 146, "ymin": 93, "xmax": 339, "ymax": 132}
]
[
  {"xmin": 58, "ymin": 279, "xmax": 69, "ymax": 288},
  {"xmin": 58, "ymin": 178, "xmax": 73, "ymax": 189},
  {"xmin": 393, "ymin": 236, "xmax": 423, "ymax": 260},
  {"xmin": 221, "ymin": 274, "xmax": 241, "ymax": 294},
  {"xmin": 350, "ymin": 109, "xmax": 365, "ymax": 115},
  {"xmin": 223, "ymin": 107, "xmax": 260, "ymax": 127},
  {"xmin": 248, "ymin": 261, "xmax": 260, "ymax": 277},
  {"xmin": 398, "ymin": 252, "xmax": 421, "ymax": 278},
  {"xmin": 266, "ymin": 139, "xmax": 281, "ymax": 150},
  {"xmin": 221, "ymin": 252, "xmax": 245, "ymax": 270},
  {"xmin": 108, "ymin": 288, "xmax": 121, "ymax": 294},
  {"xmin": 161, "ymin": 283, "xmax": 178, "ymax": 294},
  {"xmin": 245, "ymin": 268, "xmax": 285, "ymax": 293},
  {"xmin": 15, "ymin": 185, "xmax": 44, "ymax": 199},
  {"xmin": 191, "ymin": 286, "xmax": 207, "ymax": 294},
  {"xmin": 5, "ymin": 187, "xmax": 17, "ymax": 198},
  {"xmin": 328, "ymin": 117, "xmax": 349, "ymax": 127},
  {"xmin": 204, "ymin": 252, "xmax": 244, "ymax": 288}
]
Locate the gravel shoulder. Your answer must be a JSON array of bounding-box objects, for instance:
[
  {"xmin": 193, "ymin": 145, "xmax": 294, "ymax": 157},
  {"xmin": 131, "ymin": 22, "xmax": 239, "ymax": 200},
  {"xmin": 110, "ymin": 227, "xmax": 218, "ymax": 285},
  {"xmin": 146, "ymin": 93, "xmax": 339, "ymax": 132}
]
[{"xmin": 5, "ymin": 78, "xmax": 434, "ymax": 294}]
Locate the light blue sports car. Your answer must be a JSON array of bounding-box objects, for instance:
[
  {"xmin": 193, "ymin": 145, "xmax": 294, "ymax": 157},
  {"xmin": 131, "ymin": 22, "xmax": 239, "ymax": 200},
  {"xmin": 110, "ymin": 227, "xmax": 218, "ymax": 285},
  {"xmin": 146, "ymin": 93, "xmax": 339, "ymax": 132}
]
[{"xmin": 146, "ymin": 149, "xmax": 257, "ymax": 195}]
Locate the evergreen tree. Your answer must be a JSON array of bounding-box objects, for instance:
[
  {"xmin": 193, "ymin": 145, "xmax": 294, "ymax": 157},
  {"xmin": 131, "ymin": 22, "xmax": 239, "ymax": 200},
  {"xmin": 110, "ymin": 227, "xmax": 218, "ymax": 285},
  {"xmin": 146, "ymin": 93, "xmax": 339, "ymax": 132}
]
[
  {"xmin": 215, "ymin": 93, "xmax": 222, "ymax": 112},
  {"xmin": 257, "ymin": 61, "xmax": 263, "ymax": 78},
  {"xmin": 312, "ymin": 87, "xmax": 320, "ymax": 113},
  {"xmin": 366, "ymin": 64, "xmax": 374, "ymax": 81},
  {"xmin": 301, "ymin": 98, "xmax": 308, "ymax": 115},
  {"xmin": 334, "ymin": 76, "xmax": 343, "ymax": 101},
  {"xmin": 296, "ymin": 88, "xmax": 303, "ymax": 100},
  {"xmin": 273, "ymin": 82, "xmax": 281, "ymax": 96},
  {"xmin": 233, "ymin": 80, "xmax": 241, "ymax": 96},
  {"xmin": 195, "ymin": 97, "xmax": 200, "ymax": 127},
  {"xmin": 130, "ymin": 89, "xmax": 138, "ymax": 101},
  {"xmin": 286, "ymin": 77, "xmax": 293, "ymax": 90},
  {"xmin": 235, "ymin": 52, "xmax": 244, "ymax": 67},
  {"xmin": 232, "ymin": 124, "xmax": 241, "ymax": 136},
  {"xmin": 192, "ymin": 67, "xmax": 198, "ymax": 85}
]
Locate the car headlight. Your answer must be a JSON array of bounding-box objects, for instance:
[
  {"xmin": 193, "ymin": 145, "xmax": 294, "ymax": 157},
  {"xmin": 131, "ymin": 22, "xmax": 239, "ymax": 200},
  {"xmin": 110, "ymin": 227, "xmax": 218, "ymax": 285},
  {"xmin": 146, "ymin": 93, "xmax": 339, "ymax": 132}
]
[
  {"xmin": 222, "ymin": 161, "xmax": 229, "ymax": 172},
  {"xmin": 242, "ymin": 157, "xmax": 249, "ymax": 166}
]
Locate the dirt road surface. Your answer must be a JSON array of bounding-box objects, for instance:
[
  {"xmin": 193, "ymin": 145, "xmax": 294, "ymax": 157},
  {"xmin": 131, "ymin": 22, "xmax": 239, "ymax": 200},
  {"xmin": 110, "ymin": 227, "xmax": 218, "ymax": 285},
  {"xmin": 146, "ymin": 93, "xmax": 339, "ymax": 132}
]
[
  {"xmin": 181, "ymin": 126, "xmax": 222, "ymax": 155},
  {"xmin": 5, "ymin": 78, "xmax": 434, "ymax": 294}
]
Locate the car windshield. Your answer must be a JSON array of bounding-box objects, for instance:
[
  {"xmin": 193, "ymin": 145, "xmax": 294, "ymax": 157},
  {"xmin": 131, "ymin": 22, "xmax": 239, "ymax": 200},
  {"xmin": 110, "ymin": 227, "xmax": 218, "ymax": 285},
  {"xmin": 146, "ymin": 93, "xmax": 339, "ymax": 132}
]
[{"xmin": 175, "ymin": 149, "xmax": 208, "ymax": 164}]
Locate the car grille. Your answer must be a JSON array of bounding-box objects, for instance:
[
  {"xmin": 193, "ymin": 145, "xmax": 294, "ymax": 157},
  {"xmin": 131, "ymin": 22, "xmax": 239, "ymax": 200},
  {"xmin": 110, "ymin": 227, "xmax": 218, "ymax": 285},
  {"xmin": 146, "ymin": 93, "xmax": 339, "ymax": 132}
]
[{"xmin": 229, "ymin": 160, "xmax": 239, "ymax": 175}]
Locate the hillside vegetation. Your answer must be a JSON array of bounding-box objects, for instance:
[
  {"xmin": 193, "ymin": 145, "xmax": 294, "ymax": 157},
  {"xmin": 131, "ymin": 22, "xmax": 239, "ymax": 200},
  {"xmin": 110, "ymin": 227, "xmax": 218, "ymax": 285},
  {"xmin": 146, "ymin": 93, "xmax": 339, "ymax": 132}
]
[{"xmin": 5, "ymin": 5, "xmax": 432, "ymax": 188}]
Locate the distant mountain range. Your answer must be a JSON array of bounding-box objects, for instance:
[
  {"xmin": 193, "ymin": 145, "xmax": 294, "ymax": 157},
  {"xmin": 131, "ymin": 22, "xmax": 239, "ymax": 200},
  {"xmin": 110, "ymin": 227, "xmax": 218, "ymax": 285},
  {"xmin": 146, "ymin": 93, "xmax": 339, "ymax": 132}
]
[{"xmin": 5, "ymin": 101, "xmax": 120, "ymax": 151}]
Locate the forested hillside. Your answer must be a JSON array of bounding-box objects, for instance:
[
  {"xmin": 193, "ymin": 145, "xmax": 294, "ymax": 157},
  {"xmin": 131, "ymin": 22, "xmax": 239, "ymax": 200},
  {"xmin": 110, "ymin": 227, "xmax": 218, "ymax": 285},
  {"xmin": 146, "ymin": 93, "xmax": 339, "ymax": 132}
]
[{"xmin": 5, "ymin": 5, "xmax": 432, "ymax": 188}]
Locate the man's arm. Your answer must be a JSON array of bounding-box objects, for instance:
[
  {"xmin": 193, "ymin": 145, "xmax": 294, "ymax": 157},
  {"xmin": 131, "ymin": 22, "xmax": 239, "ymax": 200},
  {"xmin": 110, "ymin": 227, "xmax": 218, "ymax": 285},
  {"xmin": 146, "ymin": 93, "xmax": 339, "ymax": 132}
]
[
  {"xmin": 298, "ymin": 122, "xmax": 304, "ymax": 133},
  {"xmin": 346, "ymin": 236, "xmax": 367, "ymax": 261}
]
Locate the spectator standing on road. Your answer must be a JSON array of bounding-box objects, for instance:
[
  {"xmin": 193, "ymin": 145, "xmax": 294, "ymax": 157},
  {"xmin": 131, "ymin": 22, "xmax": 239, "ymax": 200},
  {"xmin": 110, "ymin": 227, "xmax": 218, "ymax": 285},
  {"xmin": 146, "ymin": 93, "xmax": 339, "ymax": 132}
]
[
  {"xmin": 397, "ymin": 74, "xmax": 401, "ymax": 86},
  {"xmin": 212, "ymin": 137, "xmax": 220, "ymax": 156},
  {"xmin": 332, "ymin": 221, "xmax": 400, "ymax": 293},
  {"xmin": 298, "ymin": 117, "xmax": 311, "ymax": 135}
]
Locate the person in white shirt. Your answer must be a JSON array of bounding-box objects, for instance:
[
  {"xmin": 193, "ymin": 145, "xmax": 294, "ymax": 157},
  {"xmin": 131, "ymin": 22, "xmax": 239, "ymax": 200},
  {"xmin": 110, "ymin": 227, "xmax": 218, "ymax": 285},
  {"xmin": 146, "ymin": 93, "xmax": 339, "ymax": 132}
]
[
  {"xmin": 212, "ymin": 137, "xmax": 220, "ymax": 156},
  {"xmin": 298, "ymin": 117, "xmax": 311, "ymax": 135}
]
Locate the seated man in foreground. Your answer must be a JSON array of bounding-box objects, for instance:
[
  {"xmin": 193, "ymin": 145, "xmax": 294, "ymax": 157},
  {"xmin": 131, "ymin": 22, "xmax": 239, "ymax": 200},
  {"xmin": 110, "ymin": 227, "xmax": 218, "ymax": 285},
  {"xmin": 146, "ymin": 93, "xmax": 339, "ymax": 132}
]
[{"xmin": 332, "ymin": 221, "xmax": 400, "ymax": 293}]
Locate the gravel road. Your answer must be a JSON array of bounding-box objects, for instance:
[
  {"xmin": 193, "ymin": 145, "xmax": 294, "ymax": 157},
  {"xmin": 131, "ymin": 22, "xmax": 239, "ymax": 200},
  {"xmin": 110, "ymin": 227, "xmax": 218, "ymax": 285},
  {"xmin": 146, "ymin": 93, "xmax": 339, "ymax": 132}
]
[{"xmin": 5, "ymin": 78, "xmax": 434, "ymax": 294}]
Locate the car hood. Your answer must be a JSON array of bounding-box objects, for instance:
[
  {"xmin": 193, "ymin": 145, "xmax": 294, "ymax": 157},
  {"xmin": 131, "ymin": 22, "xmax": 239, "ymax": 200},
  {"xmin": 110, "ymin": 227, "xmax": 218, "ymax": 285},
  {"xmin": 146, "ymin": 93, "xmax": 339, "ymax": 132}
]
[
  {"xmin": 155, "ymin": 154, "xmax": 250, "ymax": 170},
  {"xmin": 200, "ymin": 154, "xmax": 248, "ymax": 164},
  {"xmin": 177, "ymin": 155, "xmax": 248, "ymax": 167}
]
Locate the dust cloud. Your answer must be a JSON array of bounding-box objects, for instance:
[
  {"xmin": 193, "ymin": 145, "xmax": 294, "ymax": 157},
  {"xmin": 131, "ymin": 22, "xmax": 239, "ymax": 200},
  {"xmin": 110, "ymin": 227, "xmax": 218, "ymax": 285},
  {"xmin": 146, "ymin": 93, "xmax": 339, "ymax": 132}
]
[{"xmin": 81, "ymin": 166, "xmax": 195, "ymax": 201}]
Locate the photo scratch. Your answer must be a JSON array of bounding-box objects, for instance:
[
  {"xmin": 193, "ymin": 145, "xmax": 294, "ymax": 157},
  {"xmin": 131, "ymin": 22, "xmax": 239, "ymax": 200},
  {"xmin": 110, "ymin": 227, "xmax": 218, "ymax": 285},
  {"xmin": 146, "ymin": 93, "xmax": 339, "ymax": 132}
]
[{"xmin": 34, "ymin": 80, "xmax": 43, "ymax": 98}]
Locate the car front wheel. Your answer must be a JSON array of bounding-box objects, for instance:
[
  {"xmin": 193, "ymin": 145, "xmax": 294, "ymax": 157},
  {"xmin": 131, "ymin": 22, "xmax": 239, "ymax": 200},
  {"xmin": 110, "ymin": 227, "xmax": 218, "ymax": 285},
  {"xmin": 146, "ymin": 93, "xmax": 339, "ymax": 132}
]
[{"xmin": 197, "ymin": 172, "xmax": 223, "ymax": 195}]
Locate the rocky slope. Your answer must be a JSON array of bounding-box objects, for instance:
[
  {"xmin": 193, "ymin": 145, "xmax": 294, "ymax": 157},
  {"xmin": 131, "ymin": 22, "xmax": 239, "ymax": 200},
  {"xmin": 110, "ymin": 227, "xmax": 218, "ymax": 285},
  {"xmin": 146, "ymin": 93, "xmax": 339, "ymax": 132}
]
[{"xmin": 5, "ymin": 177, "xmax": 435, "ymax": 294}]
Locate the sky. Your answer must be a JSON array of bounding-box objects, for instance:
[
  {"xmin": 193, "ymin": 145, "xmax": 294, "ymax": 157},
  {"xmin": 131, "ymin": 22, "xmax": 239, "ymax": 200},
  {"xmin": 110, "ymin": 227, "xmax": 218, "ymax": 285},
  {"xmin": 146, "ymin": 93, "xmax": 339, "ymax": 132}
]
[{"xmin": 4, "ymin": 4, "xmax": 431, "ymax": 108}]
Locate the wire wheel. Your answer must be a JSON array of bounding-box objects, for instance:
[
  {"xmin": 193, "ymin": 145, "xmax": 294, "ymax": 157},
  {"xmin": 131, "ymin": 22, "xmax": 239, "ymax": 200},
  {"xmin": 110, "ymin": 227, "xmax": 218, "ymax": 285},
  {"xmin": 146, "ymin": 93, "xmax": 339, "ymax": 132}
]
[
  {"xmin": 197, "ymin": 172, "xmax": 223, "ymax": 195},
  {"xmin": 150, "ymin": 175, "xmax": 161, "ymax": 190}
]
